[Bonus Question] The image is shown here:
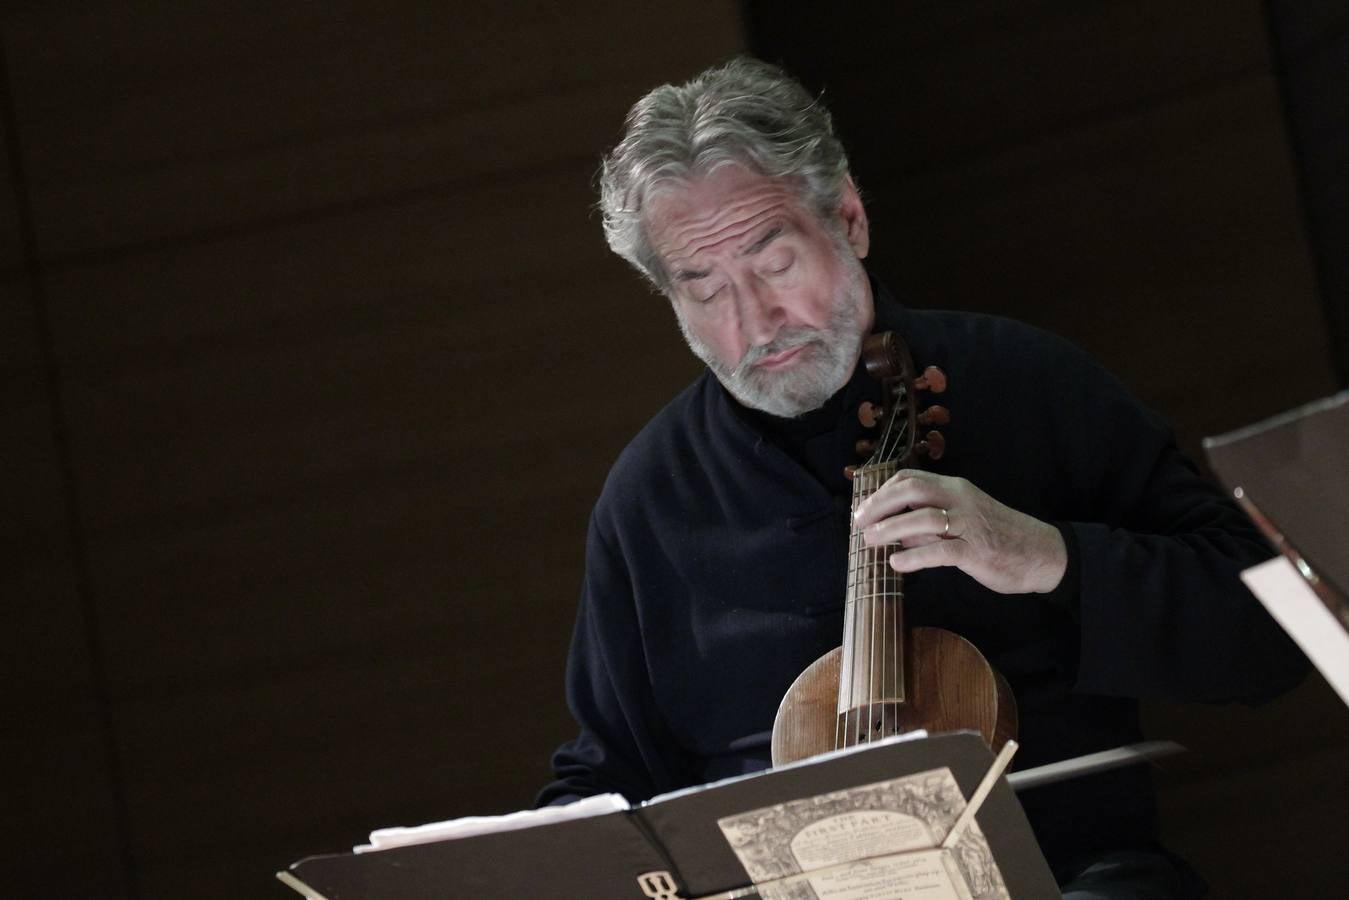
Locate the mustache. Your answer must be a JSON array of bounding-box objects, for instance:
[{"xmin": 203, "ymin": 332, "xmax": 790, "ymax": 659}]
[{"xmin": 730, "ymin": 330, "xmax": 822, "ymax": 378}]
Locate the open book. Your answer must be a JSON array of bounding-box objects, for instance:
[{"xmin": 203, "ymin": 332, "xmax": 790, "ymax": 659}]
[{"xmin": 278, "ymin": 731, "xmax": 1177, "ymax": 900}]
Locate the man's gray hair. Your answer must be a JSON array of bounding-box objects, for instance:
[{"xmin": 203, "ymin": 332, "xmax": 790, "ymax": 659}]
[{"xmin": 599, "ymin": 57, "xmax": 852, "ymax": 291}]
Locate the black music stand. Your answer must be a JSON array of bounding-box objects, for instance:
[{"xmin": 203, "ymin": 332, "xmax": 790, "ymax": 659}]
[
  {"xmin": 1203, "ymin": 389, "xmax": 1349, "ymax": 705},
  {"xmin": 278, "ymin": 731, "xmax": 1060, "ymax": 899}
]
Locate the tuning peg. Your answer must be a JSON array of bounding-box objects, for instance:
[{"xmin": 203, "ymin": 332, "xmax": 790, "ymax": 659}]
[
  {"xmin": 918, "ymin": 430, "xmax": 946, "ymax": 460},
  {"xmin": 858, "ymin": 402, "xmax": 884, "ymax": 428},
  {"xmin": 913, "ymin": 366, "xmax": 947, "ymax": 394},
  {"xmin": 854, "ymin": 438, "xmax": 876, "ymax": 458},
  {"xmin": 917, "ymin": 404, "xmax": 950, "ymax": 427}
]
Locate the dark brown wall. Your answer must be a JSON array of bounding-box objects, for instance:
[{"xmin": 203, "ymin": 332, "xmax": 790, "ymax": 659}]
[
  {"xmin": 1267, "ymin": 0, "xmax": 1349, "ymax": 384},
  {"xmin": 2, "ymin": 4, "xmax": 738, "ymax": 898},
  {"xmin": 3, "ymin": 3, "xmax": 1345, "ymax": 899}
]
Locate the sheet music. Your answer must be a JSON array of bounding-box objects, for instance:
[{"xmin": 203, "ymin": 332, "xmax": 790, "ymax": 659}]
[
  {"xmin": 1243, "ymin": 555, "xmax": 1349, "ymax": 708},
  {"xmin": 281, "ymin": 733, "xmax": 1063, "ymax": 900},
  {"xmin": 715, "ymin": 767, "xmax": 1009, "ymax": 900},
  {"xmin": 356, "ymin": 792, "xmax": 629, "ymax": 852}
]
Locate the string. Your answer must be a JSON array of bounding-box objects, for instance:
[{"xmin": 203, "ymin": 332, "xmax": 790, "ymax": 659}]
[
  {"xmin": 840, "ymin": 472, "xmax": 860, "ymax": 749},
  {"xmin": 869, "ymin": 467, "xmax": 882, "ymax": 743},
  {"xmin": 868, "ymin": 468, "xmax": 876, "ymax": 744},
  {"xmin": 873, "ymin": 379, "xmax": 909, "ymax": 740},
  {"xmin": 841, "ymin": 377, "xmax": 911, "ymax": 747},
  {"xmin": 882, "ymin": 513, "xmax": 890, "ymax": 741}
]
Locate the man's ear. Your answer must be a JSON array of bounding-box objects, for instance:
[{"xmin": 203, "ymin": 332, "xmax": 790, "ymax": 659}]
[{"xmin": 838, "ymin": 175, "xmax": 870, "ymax": 259}]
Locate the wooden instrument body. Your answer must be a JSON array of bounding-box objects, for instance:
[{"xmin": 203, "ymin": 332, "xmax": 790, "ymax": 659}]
[
  {"xmin": 771, "ymin": 627, "xmax": 1017, "ymax": 766},
  {"xmin": 768, "ymin": 331, "xmax": 1017, "ymax": 767}
]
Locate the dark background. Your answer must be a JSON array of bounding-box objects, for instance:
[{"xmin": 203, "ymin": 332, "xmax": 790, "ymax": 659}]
[{"xmin": 4, "ymin": 2, "xmax": 1346, "ymax": 898}]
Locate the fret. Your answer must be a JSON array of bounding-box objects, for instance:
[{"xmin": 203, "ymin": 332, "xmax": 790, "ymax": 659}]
[{"xmin": 845, "ymin": 590, "xmax": 906, "ymax": 603}]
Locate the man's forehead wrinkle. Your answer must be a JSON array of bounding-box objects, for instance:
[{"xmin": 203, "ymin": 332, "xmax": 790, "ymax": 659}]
[{"xmin": 662, "ymin": 197, "xmax": 792, "ymax": 266}]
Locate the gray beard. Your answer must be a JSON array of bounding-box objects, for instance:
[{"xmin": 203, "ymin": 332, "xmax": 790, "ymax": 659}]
[{"xmin": 675, "ymin": 253, "xmax": 869, "ymax": 419}]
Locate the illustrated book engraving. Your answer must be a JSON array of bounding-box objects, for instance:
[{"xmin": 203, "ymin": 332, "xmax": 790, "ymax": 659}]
[{"xmin": 716, "ymin": 766, "xmax": 1009, "ymax": 900}]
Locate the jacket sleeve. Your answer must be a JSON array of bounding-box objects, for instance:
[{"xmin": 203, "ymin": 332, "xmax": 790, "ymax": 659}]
[
  {"xmin": 1054, "ymin": 354, "xmax": 1308, "ymax": 703},
  {"xmin": 536, "ymin": 510, "xmax": 695, "ymax": 807}
]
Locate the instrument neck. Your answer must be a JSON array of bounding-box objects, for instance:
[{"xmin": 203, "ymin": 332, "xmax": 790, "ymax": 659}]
[{"xmin": 839, "ymin": 462, "xmax": 906, "ymax": 714}]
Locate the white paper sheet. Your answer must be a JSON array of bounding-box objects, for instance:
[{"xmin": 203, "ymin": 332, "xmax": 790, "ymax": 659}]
[
  {"xmin": 1242, "ymin": 555, "xmax": 1349, "ymax": 708},
  {"xmin": 356, "ymin": 792, "xmax": 630, "ymax": 853}
]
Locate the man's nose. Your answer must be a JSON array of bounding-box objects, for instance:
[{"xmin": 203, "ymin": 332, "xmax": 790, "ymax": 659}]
[{"xmin": 735, "ymin": 279, "xmax": 784, "ymax": 347}]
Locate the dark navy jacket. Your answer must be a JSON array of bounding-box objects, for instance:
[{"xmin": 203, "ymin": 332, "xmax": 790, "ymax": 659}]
[{"xmin": 539, "ymin": 287, "xmax": 1305, "ymax": 869}]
